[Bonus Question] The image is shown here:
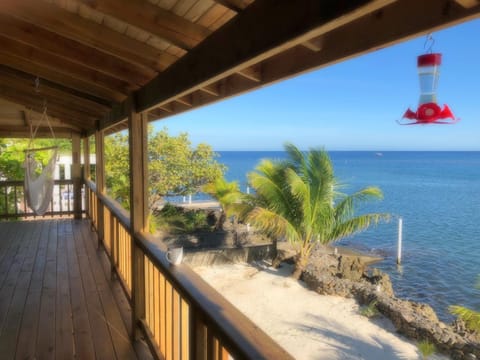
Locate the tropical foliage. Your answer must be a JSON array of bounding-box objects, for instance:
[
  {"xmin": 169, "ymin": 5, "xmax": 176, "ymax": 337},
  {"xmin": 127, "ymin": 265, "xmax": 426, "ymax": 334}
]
[
  {"xmin": 0, "ymin": 138, "xmax": 70, "ymax": 215},
  {"xmin": 202, "ymin": 177, "xmax": 241, "ymax": 230},
  {"xmin": 417, "ymin": 340, "xmax": 436, "ymax": 359},
  {"xmin": 0, "ymin": 138, "xmax": 70, "ymax": 180},
  {"xmin": 104, "ymin": 127, "xmax": 226, "ymax": 212},
  {"xmin": 449, "ymin": 275, "xmax": 480, "ymax": 333},
  {"xmin": 239, "ymin": 143, "xmax": 389, "ymax": 279}
]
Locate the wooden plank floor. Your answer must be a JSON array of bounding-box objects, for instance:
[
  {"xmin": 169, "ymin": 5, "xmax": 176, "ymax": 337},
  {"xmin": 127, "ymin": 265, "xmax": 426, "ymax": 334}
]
[{"xmin": 0, "ymin": 219, "xmax": 153, "ymax": 360}]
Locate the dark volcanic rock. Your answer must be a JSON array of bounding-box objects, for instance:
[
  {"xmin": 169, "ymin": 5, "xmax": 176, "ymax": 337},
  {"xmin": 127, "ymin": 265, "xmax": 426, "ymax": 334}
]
[{"xmin": 302, "ymin": 254, "xmax": 480, "ymax": 360}]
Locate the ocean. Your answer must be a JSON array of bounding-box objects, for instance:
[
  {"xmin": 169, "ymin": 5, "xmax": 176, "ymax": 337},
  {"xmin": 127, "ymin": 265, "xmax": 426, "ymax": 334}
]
[{"xmin": 210, "ymin": 151, "xmax": 480, "ymax": 323}]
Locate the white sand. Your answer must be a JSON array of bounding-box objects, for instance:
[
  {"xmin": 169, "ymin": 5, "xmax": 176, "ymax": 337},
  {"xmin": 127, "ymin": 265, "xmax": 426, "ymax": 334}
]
[{"xmin": 194, "ymin": 263, "xmax": 449, "ymax": 360}]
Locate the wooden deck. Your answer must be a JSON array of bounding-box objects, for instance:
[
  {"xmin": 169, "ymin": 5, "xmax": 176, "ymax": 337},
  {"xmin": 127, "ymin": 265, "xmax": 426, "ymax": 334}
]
[{"xmin": 0, "ymin": 219, "xmax": 152, "ymax": 360}]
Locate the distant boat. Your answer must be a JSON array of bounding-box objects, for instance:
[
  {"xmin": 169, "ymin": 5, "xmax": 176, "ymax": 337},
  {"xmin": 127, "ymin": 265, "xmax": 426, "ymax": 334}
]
[{"xmin": 375, "ymin": 152, "xmax": 383, "ymax": 157}]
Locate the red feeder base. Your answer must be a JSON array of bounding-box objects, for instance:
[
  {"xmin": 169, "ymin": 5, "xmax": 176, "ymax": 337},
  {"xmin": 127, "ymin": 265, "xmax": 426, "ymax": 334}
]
[{"xmin": 399, "ymin": 103, "xmax": 458, "ymax": 125}]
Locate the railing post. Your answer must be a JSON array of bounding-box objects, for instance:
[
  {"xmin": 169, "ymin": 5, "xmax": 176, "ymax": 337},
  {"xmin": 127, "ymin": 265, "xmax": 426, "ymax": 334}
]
[
  {"xmin": 72, "ymin": 133, "xmax": 82, "ymax": 219},
  {"xmin": 128, "ymin": 98, "xmax": 149, "ymax": 340},
  {"xmin": 83, "ymin": 136, "xmax": 90, "ymax": 216},
  {"xmin": 110, "ymin": 212, "xmax": 116, "ymax": 279},
  {"xmin": 95, "ymin": 129, "xmax": 105, "ymax": 248}
]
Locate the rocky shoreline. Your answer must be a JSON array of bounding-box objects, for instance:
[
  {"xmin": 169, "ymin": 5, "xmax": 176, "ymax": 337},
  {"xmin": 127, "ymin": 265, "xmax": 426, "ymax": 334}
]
[{"xmin": 301, "ymin": 249, "xmax": 480, "ymax": 360}]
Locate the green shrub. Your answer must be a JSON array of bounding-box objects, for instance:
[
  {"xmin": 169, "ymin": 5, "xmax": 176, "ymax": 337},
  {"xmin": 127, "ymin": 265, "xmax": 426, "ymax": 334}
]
[
  {"xmin": 154, "ymin": 204, "xmax": 211, "ymax": 233},
  {"xmin": 417, "ymin": 340, "xmax": 436, "ymax": 359},
  {"xmin": 360, "ymin": 300, "xmax": 380, "ymax": 318}
]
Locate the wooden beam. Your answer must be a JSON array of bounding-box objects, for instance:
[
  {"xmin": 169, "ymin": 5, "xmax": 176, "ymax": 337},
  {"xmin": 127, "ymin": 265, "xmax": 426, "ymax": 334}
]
[
  {"xmin": 199, "ymin": 84, "xmax": 220, "ymax": 97},
  {"xmin": 0, "ymin": 36, "xmax": 135, "ymax": 94},
  {"xmin": 134, "ymin": 0, "xmax": 395, "ymax": 112},
  {"xmin": 455, "ymin": 0, "xmax": 479, "ymax": 8},
  {"xmin": 214, "ymin": 0, "xmax": 254, "ymax": 12},
  {"xmin": 0, "ymin": 68, "xmax": 110, "ymax": 114},
  {"xmin": 236, "ymin": 65, "xmax": 262, "ymax": 82},
  {"xmin": 212, "ymin": 0, "xmax": 248, "ymax": 12},
  {"xmin": 0, "ymin": 90, "xmax": 97, "ymax": 129},
  {"xmin": 0, "ymin": 81, "xmax": 103, "ymax": 120},
  {"xmin": 128, "ymin": 99, "xmax": 148, "ymax": 340},
  {"xmin": 259, "ymin": 0, "xmax": 480, "ymax": 87},
  {"xmin": 83, "ymin": 136, "xmax": 91, "ymax": 215},
  {"xmin": 79, "ymin": 0, "xmax": 211, "ymax": 50},
  {"xmin": 0, "ymin": 126, "xmax": 76, "ymax": 139},
  {"xmin": 175, "ymin": 95, "xmax": 193, "ymax": 107},
  {"xmin": 302, "ymin": 37, "xmax": 324, "ymax": 52},
  {"xmin": 21, "ymin": 110, "xmax": 30, "ymax": 127},
  {"xmin": 0, "ymin": 65, "xmax": 115, "ymax": 108},
  {"xmin": 2, "ymin": 0, "xmax": 177, "ymax": 72},
  {"xmin": 95, "ymin": 129, "xmax": 105, "ymax": 246},
  {"xmin": 0, "ymin": 14, "xmax": 155, "ymax": 85},
  {"xmin": 0, "ymin": 51, "xmax": 127, "ymax": 103}
]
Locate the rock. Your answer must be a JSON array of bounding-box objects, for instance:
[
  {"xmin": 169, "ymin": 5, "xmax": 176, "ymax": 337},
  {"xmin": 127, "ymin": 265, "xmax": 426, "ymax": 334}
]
[
  {"xmin": 337, "ymin": 255, "xmax": 365, "ymax": 281},
  {"xmin": 301, "ymin": 251, "xmax": 480, "ymax": 359}
]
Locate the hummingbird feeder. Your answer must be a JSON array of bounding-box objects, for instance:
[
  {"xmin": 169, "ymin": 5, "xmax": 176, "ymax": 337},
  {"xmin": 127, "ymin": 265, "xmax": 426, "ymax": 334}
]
[{"xmin": 399, "ymin": 37, "xmax": 458, "ymax": 125}]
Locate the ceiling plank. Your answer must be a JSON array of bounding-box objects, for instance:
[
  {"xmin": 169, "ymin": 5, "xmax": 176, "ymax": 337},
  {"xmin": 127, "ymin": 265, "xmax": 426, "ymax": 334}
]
[
  {"xmin": 0, "ymin": 76, "xmax": 106, "ymax": 118},
  {"xmin": 0, "ymin": 14, "xmax": 155, "ymax": 85},
  {"xmin": 0, "ymin": 86, "xmax": 98, "ymax": 126},
  {"xmin": 134, "ymin": 0, "xmax": 395, "ymax": 113},
  {"xmin": 2, "ymin": 0, "xmax": 177, "ymax": 72},
  {"xmin": 0, "ymin": 36, "xmax": 135, "ymax": 95},
  {"xmin": 0, "ymin": 51, "xmax": 127, "ymax": 103},
  {"xmin": 0, "ymin": 67, "xmax": 110, "ymax": 113},
  {"xmin": 79, "ymin": 0, "xmax": 212, "ymax": 50},
  {"xmin": 212, "ymin": 0, "xmax": 251, "ymax": 12},
  {"xmin": 454, "ymin": 0, "xmax": 480, "ymax": 8}
]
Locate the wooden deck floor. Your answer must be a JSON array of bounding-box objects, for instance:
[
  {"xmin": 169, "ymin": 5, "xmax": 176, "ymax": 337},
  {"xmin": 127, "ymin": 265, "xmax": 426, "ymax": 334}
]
[{"xmin": 0, "ymin": 219, "xmax": 152, "ymax": 359}]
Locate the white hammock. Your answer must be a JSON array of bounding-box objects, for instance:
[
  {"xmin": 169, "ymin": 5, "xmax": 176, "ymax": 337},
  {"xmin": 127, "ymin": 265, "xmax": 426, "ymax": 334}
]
[
  {"xmin": 23, "ymin": 102, "xmax": 58, "ymax": 216},
  {"xmin": 24, "ymin": 146, "xmax": 58, "ymax": 215}
]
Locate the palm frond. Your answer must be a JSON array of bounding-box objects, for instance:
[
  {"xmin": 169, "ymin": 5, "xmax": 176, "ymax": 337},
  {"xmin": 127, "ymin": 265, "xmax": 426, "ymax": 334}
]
[
  {"xmin": 249, "ymin": 160, "xmax": 297, "ymax": 220},
  {"xmin": 450, "ymin": 305, "xmax": 480, "ymax": 332},
  {"xmin": 329, "ymin": 213, "xmax": 388, "ymax": 244},
  {"xmin": 246, "ymin": 207, "xmax": 301, "ymax": 244},
  {"xmin": 335, "ymin": 186, "xmax": 384, "ymax": 221}
]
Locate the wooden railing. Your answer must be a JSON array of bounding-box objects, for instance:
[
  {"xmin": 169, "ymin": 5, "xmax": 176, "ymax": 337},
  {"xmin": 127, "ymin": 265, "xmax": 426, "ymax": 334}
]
[
  {"xmin": 85, "ymin": 180, "xmax": 293, "ymax": 360},
  {"xmin": 0, "ymin": 179, "xmax": 82, "ymax": 218}
]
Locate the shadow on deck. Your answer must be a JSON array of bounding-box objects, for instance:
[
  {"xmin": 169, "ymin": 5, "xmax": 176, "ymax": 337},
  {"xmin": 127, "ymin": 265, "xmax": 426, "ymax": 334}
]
[{"xmin": 0, "ymin": 218, "xmax": 152, "ymax": 359}]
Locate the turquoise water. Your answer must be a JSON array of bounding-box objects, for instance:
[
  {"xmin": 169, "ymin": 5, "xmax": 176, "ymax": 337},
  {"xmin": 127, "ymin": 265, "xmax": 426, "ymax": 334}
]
[{"xmin": 215, "ymin": 151, "xmax": 480, "ymax": 322}]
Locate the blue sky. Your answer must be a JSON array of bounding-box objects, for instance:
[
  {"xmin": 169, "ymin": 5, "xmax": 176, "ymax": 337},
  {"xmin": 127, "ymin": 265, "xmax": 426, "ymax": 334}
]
[{"xmin": 154, "ymin": 19, "xmax": 480, "ymax": 151}]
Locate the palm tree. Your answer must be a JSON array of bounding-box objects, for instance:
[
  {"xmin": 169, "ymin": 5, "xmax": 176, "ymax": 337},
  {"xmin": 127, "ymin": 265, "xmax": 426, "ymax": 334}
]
[
  {"xmin": 449, "ymin": 276, "xmax": 480, "ymax": 332},
  {"xmin": 240, "ymin": 143, "xmax": 389, "ymax": 279},
  {"xmin": 203, "ymin": 177, "xmax": 242, "ymax": 230}
]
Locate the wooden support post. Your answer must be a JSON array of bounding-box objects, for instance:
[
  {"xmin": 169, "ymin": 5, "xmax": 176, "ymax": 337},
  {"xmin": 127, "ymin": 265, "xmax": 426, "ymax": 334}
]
[
  {"xmin": 71, "ymin": 133, "xmax": 82, "ymax": 219},
  {"xmin": 128, "ymin": 98, "xmax": 148, "ymax": 340},
  {"xmin": 82, "ymin": 136, "xmax": 90, "ymax": 216},
  {"xmin": 95, "ymin": 129, "xmax": 105, "ymax": 248}
]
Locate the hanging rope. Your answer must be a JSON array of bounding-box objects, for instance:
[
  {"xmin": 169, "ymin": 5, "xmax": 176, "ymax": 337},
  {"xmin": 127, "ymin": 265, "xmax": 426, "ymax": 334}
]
[
  {"xmin": 23, "ymin": 77, "xmax": 59, "ymax": 215},
  {"xmin": 424, "ymin": 33, "xmax": 435, "ymax": 53}
]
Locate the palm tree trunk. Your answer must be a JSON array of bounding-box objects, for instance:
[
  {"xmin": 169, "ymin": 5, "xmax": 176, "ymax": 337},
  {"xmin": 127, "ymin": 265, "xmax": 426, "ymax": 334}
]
[{"xmin": 291, "ymin": 254, "xmax": 308, "ymax": 279}]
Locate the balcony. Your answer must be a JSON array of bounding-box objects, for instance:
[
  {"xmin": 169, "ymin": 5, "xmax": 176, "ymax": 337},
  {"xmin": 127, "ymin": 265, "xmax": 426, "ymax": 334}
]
[
  {"xmin": 0, "ymin": 180, "xmax": 292, "ymax": 360},
  {"xmin": 0, "ymin": 218, "xmax": 151, "ymax": 359}
]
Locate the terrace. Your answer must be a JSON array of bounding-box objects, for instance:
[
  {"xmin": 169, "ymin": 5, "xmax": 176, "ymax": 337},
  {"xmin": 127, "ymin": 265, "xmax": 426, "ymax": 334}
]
[{"xmin": 0, "ymin": 1, "xmax": 479, "ymax": 359}]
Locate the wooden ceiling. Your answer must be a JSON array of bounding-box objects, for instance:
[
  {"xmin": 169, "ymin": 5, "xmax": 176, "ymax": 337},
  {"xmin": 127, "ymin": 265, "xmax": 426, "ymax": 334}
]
[{"xmin": 0, "ymin": 0, "xmax": 478, "ymax": 138}]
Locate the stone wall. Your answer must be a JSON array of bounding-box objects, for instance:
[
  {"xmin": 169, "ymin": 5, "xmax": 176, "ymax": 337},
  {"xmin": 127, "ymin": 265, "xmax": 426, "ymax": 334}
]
[{"xmin": 184, "ymin": 243, "xmax": 276, "ymax": 267}]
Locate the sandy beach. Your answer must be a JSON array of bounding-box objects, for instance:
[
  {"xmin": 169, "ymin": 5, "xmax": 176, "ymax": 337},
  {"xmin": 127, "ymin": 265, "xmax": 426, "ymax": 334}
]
[{"xmin": 194, "ymin": 262, "xmax": 449, "ymax": 360}]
